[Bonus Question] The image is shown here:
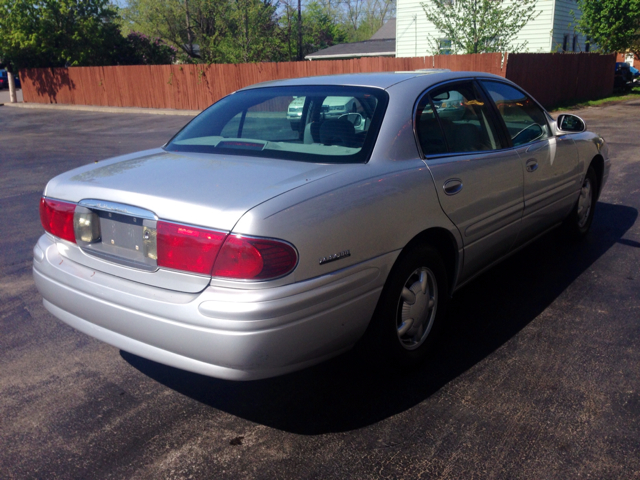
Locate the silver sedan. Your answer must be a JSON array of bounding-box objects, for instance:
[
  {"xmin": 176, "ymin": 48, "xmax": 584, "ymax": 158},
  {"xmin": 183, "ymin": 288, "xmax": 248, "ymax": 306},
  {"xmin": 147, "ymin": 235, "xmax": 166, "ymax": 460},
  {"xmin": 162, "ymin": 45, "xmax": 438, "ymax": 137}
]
[{"xmin": 33, "ymin": 71, "xmax": 610, "ymax": 380}]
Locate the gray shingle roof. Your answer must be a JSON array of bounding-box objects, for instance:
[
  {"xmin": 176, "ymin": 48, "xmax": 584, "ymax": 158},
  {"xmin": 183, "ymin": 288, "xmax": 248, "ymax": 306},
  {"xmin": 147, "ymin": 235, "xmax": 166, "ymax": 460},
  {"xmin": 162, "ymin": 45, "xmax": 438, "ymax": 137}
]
[
  {"xmin": 305, "ymin": 39, "xmax": 395, "ymax": 60},
  {"xmin": 305, "ymin": 18, "xmax": 397, "ymax": 60},
  {"xmin": 370, "ymin": 18, "xmax": 396, "ymax": 40}
]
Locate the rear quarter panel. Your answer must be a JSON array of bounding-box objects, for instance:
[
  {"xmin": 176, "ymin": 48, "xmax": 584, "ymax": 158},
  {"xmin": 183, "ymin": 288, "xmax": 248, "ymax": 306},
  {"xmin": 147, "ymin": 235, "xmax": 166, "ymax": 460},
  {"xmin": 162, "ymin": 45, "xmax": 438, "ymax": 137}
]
[{"xmin": 230, "ymin": 160, "xmax": 461, "ymax": 285}]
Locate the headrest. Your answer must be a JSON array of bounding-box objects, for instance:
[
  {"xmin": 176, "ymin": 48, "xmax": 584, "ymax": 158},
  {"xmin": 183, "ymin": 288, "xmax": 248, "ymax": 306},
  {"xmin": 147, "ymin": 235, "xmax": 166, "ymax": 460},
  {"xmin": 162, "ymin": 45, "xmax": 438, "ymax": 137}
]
[{"xmin": 319, "ymin": 119, "xmax": 356, "ymax": 147}]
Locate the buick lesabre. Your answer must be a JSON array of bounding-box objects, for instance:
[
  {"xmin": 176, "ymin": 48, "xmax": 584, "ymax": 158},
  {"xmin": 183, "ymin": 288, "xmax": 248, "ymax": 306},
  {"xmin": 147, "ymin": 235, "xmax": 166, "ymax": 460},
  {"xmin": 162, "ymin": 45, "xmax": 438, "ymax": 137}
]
[{"xmin": 33, "ymin": 71, "xmax": 610, "ymax": 380}]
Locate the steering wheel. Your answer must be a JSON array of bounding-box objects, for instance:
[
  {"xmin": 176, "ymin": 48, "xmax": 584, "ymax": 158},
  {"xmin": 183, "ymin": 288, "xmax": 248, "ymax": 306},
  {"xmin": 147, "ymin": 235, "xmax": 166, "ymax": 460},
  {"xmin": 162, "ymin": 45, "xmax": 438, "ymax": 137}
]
[{"xmin": 512, "ymin": 123, "xmax": 544, "ymax": 146}]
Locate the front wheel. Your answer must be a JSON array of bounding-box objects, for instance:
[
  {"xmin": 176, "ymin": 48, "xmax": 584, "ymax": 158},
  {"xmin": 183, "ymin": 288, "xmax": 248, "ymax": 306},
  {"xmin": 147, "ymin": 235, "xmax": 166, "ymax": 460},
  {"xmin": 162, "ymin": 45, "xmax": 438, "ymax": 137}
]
[
  {"xmin": 365, "ymin": 245, "xmax": 449, "ymax": 369},
  {"xmin": 564, "ymin": 166, "xmax": 598, "ymax": 239}
]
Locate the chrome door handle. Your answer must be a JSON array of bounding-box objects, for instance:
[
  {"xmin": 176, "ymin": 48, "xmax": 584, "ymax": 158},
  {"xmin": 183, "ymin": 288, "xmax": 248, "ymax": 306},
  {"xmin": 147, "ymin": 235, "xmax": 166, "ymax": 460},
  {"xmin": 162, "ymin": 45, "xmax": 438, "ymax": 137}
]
[
  {"xmin": 526, "ymin": 159, "xmax": 538, "ymax": 172},
  {"xmin": 443, "ymin": 178, "xmax": 463, "ymax": 195}
]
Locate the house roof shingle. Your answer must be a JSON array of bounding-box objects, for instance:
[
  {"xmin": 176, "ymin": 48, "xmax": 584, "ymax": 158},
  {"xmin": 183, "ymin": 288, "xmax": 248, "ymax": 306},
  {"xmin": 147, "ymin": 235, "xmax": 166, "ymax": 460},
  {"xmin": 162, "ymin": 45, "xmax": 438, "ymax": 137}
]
[
  {"xmin": 370, "ymin": 18, "xmax": 396, "ymax": 40},
  {"xmin": 305, "ymin": 38, "xmax": 395, "ymax": 60},
  {"xmin": 305, "ymin": 18, "xmax": 396, "ymax": 60}
]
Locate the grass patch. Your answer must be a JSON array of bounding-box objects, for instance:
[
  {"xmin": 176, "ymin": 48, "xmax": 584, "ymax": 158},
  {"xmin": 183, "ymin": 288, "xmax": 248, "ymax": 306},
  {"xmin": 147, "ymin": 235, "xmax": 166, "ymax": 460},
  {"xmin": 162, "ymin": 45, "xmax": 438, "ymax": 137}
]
[{"xmin": 551, "ymin": 85, "xmax": 640, "ymax": 112}]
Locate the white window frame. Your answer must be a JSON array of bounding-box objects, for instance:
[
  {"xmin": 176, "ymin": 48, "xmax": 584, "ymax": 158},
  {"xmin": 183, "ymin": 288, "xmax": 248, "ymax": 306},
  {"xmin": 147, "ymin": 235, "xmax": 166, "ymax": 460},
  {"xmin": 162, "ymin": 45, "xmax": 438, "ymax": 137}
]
[{"xmin": 438, "ymin": 38, "xmax": 452, "ymax": 55}]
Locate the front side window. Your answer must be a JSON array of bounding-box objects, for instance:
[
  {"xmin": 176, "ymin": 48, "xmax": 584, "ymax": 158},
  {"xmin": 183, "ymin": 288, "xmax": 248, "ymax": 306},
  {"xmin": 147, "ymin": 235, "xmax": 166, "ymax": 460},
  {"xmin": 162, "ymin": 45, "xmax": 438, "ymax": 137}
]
[
  {"xmin": 480, "ymin": 81, "xmax": 551, "ymax": 147},
  {"xmin": 416, "ymin": 82, "xmax": 503, "ymax": 156},
  {"xmin": 166, "ymin": 86, "xmax": 388, "ymax": 164}
]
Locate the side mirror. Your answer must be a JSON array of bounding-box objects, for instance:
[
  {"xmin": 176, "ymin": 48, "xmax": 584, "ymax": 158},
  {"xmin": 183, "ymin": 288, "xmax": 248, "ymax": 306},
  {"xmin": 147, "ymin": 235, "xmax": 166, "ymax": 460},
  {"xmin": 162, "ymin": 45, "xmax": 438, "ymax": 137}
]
[{"xmin": 557, "ymin": 114, "xmax": 587, "ymax": 133}]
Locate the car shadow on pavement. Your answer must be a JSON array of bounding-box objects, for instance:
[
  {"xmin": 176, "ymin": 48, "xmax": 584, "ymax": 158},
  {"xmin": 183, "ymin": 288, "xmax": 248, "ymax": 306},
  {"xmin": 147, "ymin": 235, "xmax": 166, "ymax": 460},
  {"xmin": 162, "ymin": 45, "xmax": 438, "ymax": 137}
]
[{"xmin": 122, "ymin": 201, "xmax": 637, "ymax": 435}]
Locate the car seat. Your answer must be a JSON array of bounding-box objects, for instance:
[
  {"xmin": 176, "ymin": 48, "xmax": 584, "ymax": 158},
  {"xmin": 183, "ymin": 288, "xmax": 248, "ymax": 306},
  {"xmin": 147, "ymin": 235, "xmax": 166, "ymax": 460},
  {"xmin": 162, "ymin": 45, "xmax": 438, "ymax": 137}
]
[
  {"xmin": 319, "ymin": 119, "xmax": 356, "ymax": 147},
  {"xmin": 303, "ymin": 121, "xmax": 322, "ymax": 144},
  {"xmin": 418, "ymin": 117, "xmax": 448, "ymax": 154}
]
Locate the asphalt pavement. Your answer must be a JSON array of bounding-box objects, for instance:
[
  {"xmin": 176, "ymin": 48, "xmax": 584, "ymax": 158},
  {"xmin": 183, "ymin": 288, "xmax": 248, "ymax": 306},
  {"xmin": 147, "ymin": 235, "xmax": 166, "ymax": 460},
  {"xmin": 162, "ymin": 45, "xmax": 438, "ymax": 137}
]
[
  {"xmin": 0, "ymin": 88, "xmax": 24, "ymax": 104},
  {"xmin": 1, "ymin": 101, "xmax": 639, "ymax": 479}
]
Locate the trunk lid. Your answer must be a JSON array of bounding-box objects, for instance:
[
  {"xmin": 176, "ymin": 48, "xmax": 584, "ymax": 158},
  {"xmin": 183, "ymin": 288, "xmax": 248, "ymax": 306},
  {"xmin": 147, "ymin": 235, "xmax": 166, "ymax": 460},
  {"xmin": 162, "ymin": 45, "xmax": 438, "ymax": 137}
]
[
  {"xmin": 44, "ymin": 149, "xmax": 350, "ymax": 291},
  {"xmin": 45, "ymin": 149, "xmax": 346, "ymax": 231}
]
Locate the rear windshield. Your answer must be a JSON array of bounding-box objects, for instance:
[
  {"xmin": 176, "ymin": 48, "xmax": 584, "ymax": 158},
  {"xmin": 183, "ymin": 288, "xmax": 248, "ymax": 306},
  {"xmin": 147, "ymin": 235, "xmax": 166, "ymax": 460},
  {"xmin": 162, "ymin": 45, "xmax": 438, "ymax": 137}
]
[{"xmin": 165, "ymin": 86, "xmax": 389, "ymax": 164}]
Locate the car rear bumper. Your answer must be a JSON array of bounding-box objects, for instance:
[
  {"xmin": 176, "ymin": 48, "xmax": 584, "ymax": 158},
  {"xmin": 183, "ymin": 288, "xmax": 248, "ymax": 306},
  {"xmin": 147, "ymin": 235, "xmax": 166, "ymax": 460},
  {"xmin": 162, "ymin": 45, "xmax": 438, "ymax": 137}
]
[{"xmin": 33, "ymin": 234, "xmax": 394, "ymax": 380}]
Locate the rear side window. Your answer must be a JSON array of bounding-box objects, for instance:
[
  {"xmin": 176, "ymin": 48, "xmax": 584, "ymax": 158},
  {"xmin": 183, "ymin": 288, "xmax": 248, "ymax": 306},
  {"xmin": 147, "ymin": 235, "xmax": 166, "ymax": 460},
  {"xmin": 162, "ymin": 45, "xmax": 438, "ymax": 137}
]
[
  {"xmin": 416, "ymin": 81, "xmax": 503, "ymax": 156},
  {"xmin": 480, "ymin": 81, "xmax": 551, "ymax": 147},
  {"xmin": 220, "ymin": 98, "xmax": 300, "ymax": 142},
  {"xmin": 166, "ymin": 86, "xmax": 388, "ymax": 164},
  {"xmin": 415, "ymin": 96, "xmax": 448, "ymax": 155}
]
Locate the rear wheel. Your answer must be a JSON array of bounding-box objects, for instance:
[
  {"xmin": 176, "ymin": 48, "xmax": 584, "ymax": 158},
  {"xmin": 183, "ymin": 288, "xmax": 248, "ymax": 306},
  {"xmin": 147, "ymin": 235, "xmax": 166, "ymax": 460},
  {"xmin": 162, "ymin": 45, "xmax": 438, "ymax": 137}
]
[
  {"xmin": 564, "ymin": 166, "xmax": 598, "ymax": 239},
  {"xmin": 366, "ymin": 245, "xmax": 449, "ymax": 369}
]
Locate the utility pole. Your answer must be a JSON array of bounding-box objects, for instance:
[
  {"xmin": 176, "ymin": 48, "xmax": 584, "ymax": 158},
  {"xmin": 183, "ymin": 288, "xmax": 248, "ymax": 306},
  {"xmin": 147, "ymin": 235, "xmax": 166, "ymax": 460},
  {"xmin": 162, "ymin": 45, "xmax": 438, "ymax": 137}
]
[
  {"xmin": 7, "ymin": 67, "xmax": 17, "ymax": 103},
  {"xmin": 298, "ymin": 0, "xmax": 302, "ymax": 61},
  {"xmin": 185, "ymin": 0, "xmax": 194, "ymax": 57},
  {"xmin": 414, "ymin": 15, "xmax": 417, "ymax": 57},
  {"xmin": 245, "ymin": 0, "xmax": 250, "ymax": 63}
]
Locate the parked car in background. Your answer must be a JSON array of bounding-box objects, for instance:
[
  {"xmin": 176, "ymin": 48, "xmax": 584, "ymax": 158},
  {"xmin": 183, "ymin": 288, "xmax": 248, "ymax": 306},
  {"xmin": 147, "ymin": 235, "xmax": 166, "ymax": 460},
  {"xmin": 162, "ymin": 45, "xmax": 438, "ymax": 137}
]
[
  {"xmin": 34, "ymin": 71, "xmax": 609, "ymax": 381},
  {"xmin": 614, "ymin": 62, "xmax": 634, "ymax": 91},
  {"xmin": 0, "ymin": 70, "xmax": 21, "ymax": 89},
  {"xmin": 286, "ymin": 96, "xmax": 305, "ymax": 127},
  {"xmin": 288, "ymin": 95, "xmax": 366, "ymax": 131}
]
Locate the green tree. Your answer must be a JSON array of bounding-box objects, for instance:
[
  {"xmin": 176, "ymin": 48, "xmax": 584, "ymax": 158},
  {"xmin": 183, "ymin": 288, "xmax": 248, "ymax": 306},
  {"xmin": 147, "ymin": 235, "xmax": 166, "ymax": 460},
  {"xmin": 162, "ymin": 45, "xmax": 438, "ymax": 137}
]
[
  {"xmin": 304, "ymin": 2, "xmax": 347, "ymax": 52},
  {"xmin": 119, "ymin": 32, "xmax": 178, "ymax": 65},
  {"xmin": 0, "ymin": 0, "xmax": 124, "ymax": 69},
  {"xmin": 421, "ymin": 0, "xmax": 540, "ymax": 54},
  {"xmin": 280, "ymin": 1, "xmax": 347, "ymax": 61},
  {"xmin": 575, "ymin": 0, "xmax": 640, "ymax": 54},
  {"xmin": 123, "ymin": 0, "xmax": 284, "ymax": 63},
  {"xmin": 340, "ymin": 0, "xmax": 395, "ymax": 42},
  {"xmin": 121, "ymin": 0, "xmax": 227, "ymax": 61},
  {"xmin": 214, "ymin": 0, "xmax": 283, "ymax": 63}
]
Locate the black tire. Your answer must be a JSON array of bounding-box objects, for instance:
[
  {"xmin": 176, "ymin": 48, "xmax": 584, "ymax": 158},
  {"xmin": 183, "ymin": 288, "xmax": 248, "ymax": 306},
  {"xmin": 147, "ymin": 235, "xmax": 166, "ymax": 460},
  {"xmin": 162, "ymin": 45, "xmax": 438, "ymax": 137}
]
[
  {"xmin": 564, "ymin": 165, "xmax": 598, "ymax": 239},
  {"xmin": 364, "ymin": 245, "xmax": 449, "ymax": 369}
]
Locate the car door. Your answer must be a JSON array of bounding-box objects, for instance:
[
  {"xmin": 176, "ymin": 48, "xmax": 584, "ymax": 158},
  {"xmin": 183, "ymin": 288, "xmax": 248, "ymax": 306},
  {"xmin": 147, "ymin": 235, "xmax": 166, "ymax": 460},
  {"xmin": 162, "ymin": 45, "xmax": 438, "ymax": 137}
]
[
  {"xmin": 479, "ymin": 80, "xmax": 581, "ymax": 243},
  {"xmin": 416, "ymin": 80, "xmax": 524, "ymax": 283}
]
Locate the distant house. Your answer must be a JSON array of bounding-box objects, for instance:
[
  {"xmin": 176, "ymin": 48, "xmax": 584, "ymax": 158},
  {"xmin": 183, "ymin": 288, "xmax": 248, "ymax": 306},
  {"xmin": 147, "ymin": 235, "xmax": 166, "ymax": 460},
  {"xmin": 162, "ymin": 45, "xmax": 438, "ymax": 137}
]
[
  {"xmin": 396, "ymin": 0, "xmax": 588, "ymax": 56},
  {"xmin": 305, "ymin": 19, "xmax": 396, "ymax": 60}
]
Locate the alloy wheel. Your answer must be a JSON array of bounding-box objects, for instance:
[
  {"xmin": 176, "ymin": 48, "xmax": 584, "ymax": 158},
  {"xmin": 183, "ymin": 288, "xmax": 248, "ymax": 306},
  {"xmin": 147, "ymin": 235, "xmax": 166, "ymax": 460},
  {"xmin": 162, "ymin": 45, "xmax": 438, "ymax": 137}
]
[
  {"xmin": 577, "ymin": 177, "xmax": 593, "ymax": 228},
  {"xmin": 396, "ymin": 267, "xmax": 438, "ymax": 350}
]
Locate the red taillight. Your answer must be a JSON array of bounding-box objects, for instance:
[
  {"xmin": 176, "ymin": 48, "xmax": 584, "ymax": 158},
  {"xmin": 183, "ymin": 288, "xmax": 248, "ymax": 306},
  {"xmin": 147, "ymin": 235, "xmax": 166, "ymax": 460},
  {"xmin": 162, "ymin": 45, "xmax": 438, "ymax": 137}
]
[
  {"xmin": 40, "ymin": 197, "xmax": 76, "ymax": 243},
  {"xmin": 157, "ymin": 224, "xmax": 297, "ymax": 279},
  {"xmin": 156, "ymin": 221, "xmax": 227, "ymax": 275},
  {"xmin": 38, "ymin": 196, "xmax": 297, "ymax": 280},
  {"xmin": 212, "ymin": 235, "xmax": 298, "ymax": 280}
]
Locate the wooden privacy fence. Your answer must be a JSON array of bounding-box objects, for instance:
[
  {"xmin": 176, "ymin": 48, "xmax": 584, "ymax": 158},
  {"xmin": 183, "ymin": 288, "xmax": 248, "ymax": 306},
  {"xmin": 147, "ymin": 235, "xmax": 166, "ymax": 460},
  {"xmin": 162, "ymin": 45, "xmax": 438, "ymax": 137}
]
[
  {"xmin": 18, "ymin": 53, "xmax": 614, "ymax": 110},
  {"xmin": 18, "ymin": 54, "xmax": 503, "ymax": 111},
  {"xmin": 505, "ymin": 53, "xmax": 615, "ymax": 108}
]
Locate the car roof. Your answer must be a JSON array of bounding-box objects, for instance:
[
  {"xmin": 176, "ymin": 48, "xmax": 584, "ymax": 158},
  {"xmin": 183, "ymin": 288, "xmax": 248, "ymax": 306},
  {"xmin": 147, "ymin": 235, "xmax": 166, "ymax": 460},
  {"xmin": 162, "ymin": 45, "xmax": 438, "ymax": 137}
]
[{"xmin": 239, "ymin": 70, "xmax": 506, "ymax": 91}]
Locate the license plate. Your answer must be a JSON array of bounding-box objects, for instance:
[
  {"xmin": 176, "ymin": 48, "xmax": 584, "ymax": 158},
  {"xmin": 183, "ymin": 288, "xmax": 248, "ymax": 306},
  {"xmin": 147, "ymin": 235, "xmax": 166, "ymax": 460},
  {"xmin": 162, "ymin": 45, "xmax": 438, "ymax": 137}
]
[
  {"xmin": 100, "ymin": 212, "xmax": 143, "ymax": 253},
  {"xmin": 77, "ymin": 210, "xmax": 157, "ymax": 270}
]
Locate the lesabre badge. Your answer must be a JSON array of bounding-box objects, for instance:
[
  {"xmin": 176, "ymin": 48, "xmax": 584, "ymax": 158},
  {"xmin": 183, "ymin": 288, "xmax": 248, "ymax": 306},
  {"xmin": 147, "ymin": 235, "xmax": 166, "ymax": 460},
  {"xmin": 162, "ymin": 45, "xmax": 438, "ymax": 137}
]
[{"xmin": 319, "ymin": 250, "xmax": 351, "ymax": 265}]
